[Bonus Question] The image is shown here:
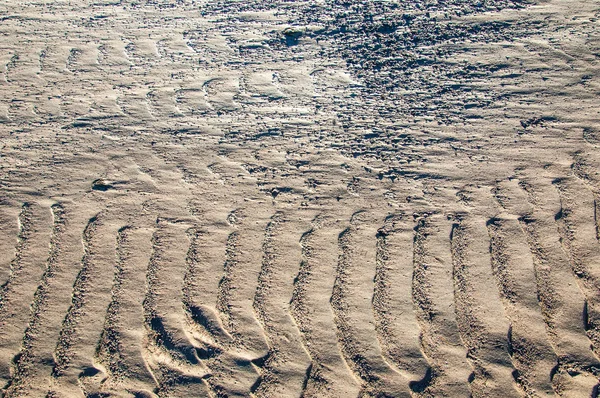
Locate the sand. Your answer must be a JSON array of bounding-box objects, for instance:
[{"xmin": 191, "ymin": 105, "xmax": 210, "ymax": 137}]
[{"xmin": 0, "ymin": 0, "xmax": 599, "ymax": 396}]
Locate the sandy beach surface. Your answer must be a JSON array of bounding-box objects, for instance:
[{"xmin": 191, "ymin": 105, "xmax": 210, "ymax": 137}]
[{"xmin": 1, "ymin": 0, "xmax": 600, "ymax": 396}]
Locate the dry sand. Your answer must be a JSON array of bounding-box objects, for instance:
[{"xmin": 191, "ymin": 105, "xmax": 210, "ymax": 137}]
[{"xmin": 0, "ymin": 0, "xmax": 600, "ymax": 397}]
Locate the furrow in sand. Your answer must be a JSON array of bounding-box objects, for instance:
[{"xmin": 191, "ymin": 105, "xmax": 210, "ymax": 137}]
[
  {"xmin": 216, "ymin": 229, "xmax": 239, "ymax": 340},
  {"xmin": 4, "ymin": 50, "xmax": 39, "ymax": 84},
  {"xmin": 96, "ymin": 226, "xmax": 130, "ymax": 385},
  {"xmin": 4, "ymin": 203, "xmax": 95, "ymax": 397},
  {"xmin": 51, "ymin": 212, "xmax": 100, "ymax": 379},
  {"xmin": 4, "ymin": 53, "xmax": 18, "ymax": 84},
  {"xmin": 3, "ymin": 48, "xmax": 41, "ymax": 122},
  {"xmin": 412, "ymin": 213, "xmax": 472, "ymax": 397},
  {"xmin": 486, "ymin": 197, "xmax": 558, "ymax": 397},
  {"xmin": 251, "ymin": 211, "xmax": 313, "ymax": 398},
  {"xmin": 51, "ymin": 211, "xmax": 124, "ymax": 396},
  {"xmin": 182, "ymin": 214, "xmax": 233, "ymax": 351},
  {"xmin": 181, "ymin": 188, "xmax": 236, "ymax": 355},
  {"xmin": 36, "ymin": 43, "xmax": 71, "ymax": 75},
  {"xmin": 182, "ymin": 227, "xmax": 229, "ymax": 355},
  {"xmin": 146, "ymin": 87, "xmax": 182, "ymax": 119},
  {"xmin": 553, "ymin": 177, "xmax": 600, "ymax": 359},
  {"xmin": 116, "ymin": 88, "xmax": 156, "ymax": 121},
  {"xmin": 142, "ymin": 218, "xmax": 211, "ymax": 397},
  {"xmin": 290, "ymin": 215, "xmax": 360, "ymax": 398},
  {"xmin": 96, "ymin": 224, "xmax": 159, "ymax": 396},
  {"xmin": 373, "ymin": 214, "xmax": 431, "ymax": 391},
  {"xmin": 65, "ymin": 43, "xmax": 99, "ymax": 74},
  {"xmin": 331, "ymin": 210, "xmax": 410, "ymax": 397},
  {"xmin": 63, "ymin": 46, "xmax": 96, "ymax": 75},
  {"xmin": 96, "ymin": 39, "xmax": 132, "ymax": 69},
  {"xmin": 0, "ymin": 199, "xmax": 20, "ymax": 286},
  {"xmin": 0, "ymin": 202, "xmax": 52, "ymax": 390},
  {"xmin": 0, "ymin": 203, "xmax": 33, "ymax": 313},
  {"xmin": 516, "ymin": 176, "xmax": 600, "ymax": 395},
  {"xmin": 211, "ymin": 207, "xmax": 271, "ymax": 397},
  {"xmin": 449, "ymin": 211, "xmax": 520, "ymax": 397},
  {"xmin": 0, "ymin": 51, "xmax": 15, "ymax": 85},
  {"xmin": 184, "ymin": 214, "xmax": 261, "ymax": 398}
]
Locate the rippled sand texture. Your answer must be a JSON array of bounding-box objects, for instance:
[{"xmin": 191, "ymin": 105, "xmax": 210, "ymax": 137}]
[{"xmin": 1, "ymin": 0, "xmax": 600, "ymax": 397}]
